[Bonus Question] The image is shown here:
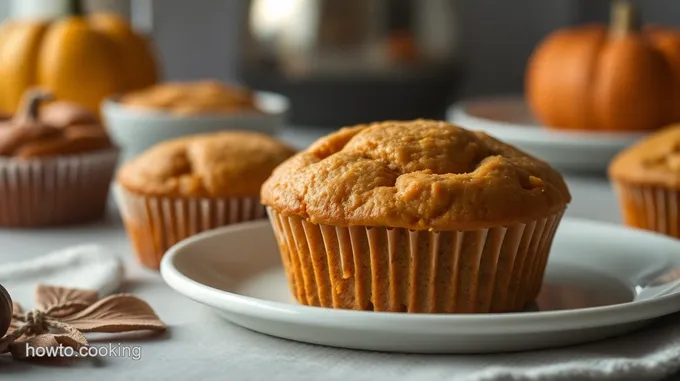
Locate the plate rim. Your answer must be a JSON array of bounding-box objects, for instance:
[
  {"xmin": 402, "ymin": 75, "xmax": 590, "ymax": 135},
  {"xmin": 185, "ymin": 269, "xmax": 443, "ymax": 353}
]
[
  {"xmin": 160, "ymin": 218, "xmax": 680, "ymax": 334},
  {"xmin": 447, "ymin": 96, "xmax": 649, "ymax": 147}
]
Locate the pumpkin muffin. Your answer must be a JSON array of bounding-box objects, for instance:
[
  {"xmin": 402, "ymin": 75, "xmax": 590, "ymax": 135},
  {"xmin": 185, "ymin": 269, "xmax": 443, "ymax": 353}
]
[
  {"xmin": 609, "ymin": 124, "xmax": 680, "ymax": 237},
  {"xmin": 119, "ymin": 80, "xmax": 257, "ymax": 116},
  {"xmin": 0, "ymin": 89, "xmax": 118, "ymax": 227},
  {"xmin": 115, "ymin": 130, "xmax": 296, "ymax": 269},
  {"xmin": 261, "ymin": 119, "xmax": 571, "ymax": 313}
]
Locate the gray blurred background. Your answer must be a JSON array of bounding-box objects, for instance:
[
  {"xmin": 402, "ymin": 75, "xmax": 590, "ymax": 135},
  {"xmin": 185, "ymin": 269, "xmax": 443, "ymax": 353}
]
[{"xmin": 1, "ymin": 0, "xmax": 677, "ymax": 98}]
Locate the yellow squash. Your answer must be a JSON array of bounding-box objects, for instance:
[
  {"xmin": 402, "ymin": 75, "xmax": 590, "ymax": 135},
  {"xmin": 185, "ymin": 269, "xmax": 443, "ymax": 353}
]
[{"xmin": 0, "ymin": 13, "xmax": 158, "ymax": 115}]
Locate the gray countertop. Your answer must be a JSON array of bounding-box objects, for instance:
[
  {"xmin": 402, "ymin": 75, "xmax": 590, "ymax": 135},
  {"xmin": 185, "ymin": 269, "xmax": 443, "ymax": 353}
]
[{"xmin": 0, "ymin": 125, "xmax": 672, "ymax": 380}]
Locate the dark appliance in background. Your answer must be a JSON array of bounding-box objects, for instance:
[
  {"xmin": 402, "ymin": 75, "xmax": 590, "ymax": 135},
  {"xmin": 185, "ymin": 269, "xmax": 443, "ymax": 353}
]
[{"xmin": 240, "ymin": 0, "xmax": 460, "ymax": 127}]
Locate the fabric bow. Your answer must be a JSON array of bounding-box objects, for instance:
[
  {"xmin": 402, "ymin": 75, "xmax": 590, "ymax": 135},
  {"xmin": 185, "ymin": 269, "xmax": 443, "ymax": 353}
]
[{"xmin": 0, "ymin": 285, "xmax": 166, "ymax": 358}]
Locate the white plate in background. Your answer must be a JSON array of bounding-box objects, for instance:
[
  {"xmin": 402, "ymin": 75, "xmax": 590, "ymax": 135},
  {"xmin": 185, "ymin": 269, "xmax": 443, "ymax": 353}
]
[
  {"xmin": 102, "ymin": 91, "xmax": 289, "ymax": 163},
  {"xmin": 161, "ymin": 219, "xmax": 680, "ymax": 354},
  {"xmin": 447, "ymin": 96, "xmax": 648, "ymax": 172}
]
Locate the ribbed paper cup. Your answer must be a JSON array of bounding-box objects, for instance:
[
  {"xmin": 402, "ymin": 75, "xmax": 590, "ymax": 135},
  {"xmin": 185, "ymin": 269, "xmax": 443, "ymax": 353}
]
[
  {"xmin": 115, "ymin": 184, "xmax": 267, "ymax": 269},
  {"xmin": 267, "ymin": 208, "xmax": 565, "ymax": 313},
  {"xmin": 0, "ymin": 149, "xmax": 119, "ymax": 227},
  {"xmin": 613, "ymin": 182, "xmax": 680, "ymax": 238}
]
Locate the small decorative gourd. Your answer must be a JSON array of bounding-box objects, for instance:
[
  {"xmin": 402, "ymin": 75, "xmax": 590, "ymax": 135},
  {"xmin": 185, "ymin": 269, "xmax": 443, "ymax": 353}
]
[{"xmin": 526, "ymin": 1, "xmax": 680, "ymax": 132}]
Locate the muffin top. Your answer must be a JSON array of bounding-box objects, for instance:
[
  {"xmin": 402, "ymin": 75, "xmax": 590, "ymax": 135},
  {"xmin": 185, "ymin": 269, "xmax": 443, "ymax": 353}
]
[
  {"xmin": 118, "ymin": 131, "xmax": 296, "ymax": 198},
  {"xmin": 0, "ymin": 90, "xmax": 113, "ymax": 159},
  {"xmin": 119, "ymin": 80, "xmax": 257, "ymax": 116},
  {"xmin": 609, "ymin": 124, "xmax": 680, "ymax": 188},
  {"xmin": 261, "ymin": 120, "xmax": 571, "ymax": 230}
]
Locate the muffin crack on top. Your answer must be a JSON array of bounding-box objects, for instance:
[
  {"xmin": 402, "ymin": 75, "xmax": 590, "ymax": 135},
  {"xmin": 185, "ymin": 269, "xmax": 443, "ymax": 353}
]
[
  {"xmin": 261, "ymin": 119, "xmax": 571, "ymax": 230},
  {"xmin": 118, "ymin": 131, "xmax": 296, "ymax": 198}
]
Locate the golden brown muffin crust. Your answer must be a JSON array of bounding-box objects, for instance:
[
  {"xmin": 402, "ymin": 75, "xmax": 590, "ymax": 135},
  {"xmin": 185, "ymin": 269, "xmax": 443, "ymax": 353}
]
[
  {"xmin": 118, "ymin": 131, "xmax": 296, "ymax": 198},
  {"xmin": 261, "ymin": 120, "xmax": 571, "ymax": 230},
  {"xmin": 609, "ymin": 124, "xmax": 680, "ymax": 188}
]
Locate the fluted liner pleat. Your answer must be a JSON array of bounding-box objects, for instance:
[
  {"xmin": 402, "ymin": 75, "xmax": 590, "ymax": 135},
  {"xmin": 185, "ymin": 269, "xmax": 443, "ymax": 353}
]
[
  {"xmin": 0, "ymin": 149, "xmax": 119, "ymax": 227},
  {"xmin": 115, "ymin": 184, "xmax": 267, "ymax": 269},
  {"xmin": 614, "ymin": 182, "xmax": 680, "ymax": 238},
  {"xmin": 267, "ymin": 208, "xmax": 565, "ymax": 313}
]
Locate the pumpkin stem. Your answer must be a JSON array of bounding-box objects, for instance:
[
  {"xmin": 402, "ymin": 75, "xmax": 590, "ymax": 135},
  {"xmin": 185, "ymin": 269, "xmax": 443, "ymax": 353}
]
[
  {"xmin": 15, "ymin": 89, "xmax": 53, "ymax": 125},
  {"xmin": 610, "ymin": 1, "xmax": 641, "ymax": 36},
  {"xmin": 70, "ymin": 0, "xmax": 84, "ymax": 16}
]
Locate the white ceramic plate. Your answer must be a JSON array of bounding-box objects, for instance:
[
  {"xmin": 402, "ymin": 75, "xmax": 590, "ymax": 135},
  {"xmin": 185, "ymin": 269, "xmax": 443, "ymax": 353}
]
[
  {"xmin": 447, "ymin": 96, "xmax": 648, "ymax": 172},
  {"xmin": 160, "ymin": 219, "xmax": 680, "ymax": 354}
]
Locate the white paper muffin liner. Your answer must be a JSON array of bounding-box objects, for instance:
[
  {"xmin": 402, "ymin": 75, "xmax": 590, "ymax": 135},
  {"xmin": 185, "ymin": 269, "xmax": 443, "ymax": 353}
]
[
  {"xmin": 0, "ymin": 149, "xmax": 119, "ymax": 227},
  {"xmin": 614, "ymin": 182, "xmax": 680, "ymax": 238},
  {"xmin": 267, "ymin": 208, "xmax": 565, "ymax": 313},
  {"xmin": 114, "ymin": 184, "xmax": 266, "ymax": 269}
]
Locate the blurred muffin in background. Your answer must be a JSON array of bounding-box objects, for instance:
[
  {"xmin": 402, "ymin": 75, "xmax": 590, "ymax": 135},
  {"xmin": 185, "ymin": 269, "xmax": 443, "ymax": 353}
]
[
  {"xmin": 610, "ymin": 124, "xmax": 680, "ymax": 238},
  {"xmin": 119, "ymin": 80, "xmax": 258, "ymax": 116},
  {"xmin": 103, "ymin": 80, "xmax": 288, "ymax": 163},
  {"xmin": 0, "ymin": 89, "xmax": 118, "ymax": 227},
  {"xmin": 115, "ymin": 130, "xmax": 295, "ymax": 269}
]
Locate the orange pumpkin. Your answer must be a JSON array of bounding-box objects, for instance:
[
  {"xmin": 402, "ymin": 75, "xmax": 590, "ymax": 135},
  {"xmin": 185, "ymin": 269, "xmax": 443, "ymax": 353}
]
[
  {"xmin": 526, "ymin": 1, "xmax": 680, "ymax": 132},
  {"xmin": 0, "ymin": 5, "xmax": 158, "ymax": 116}
]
